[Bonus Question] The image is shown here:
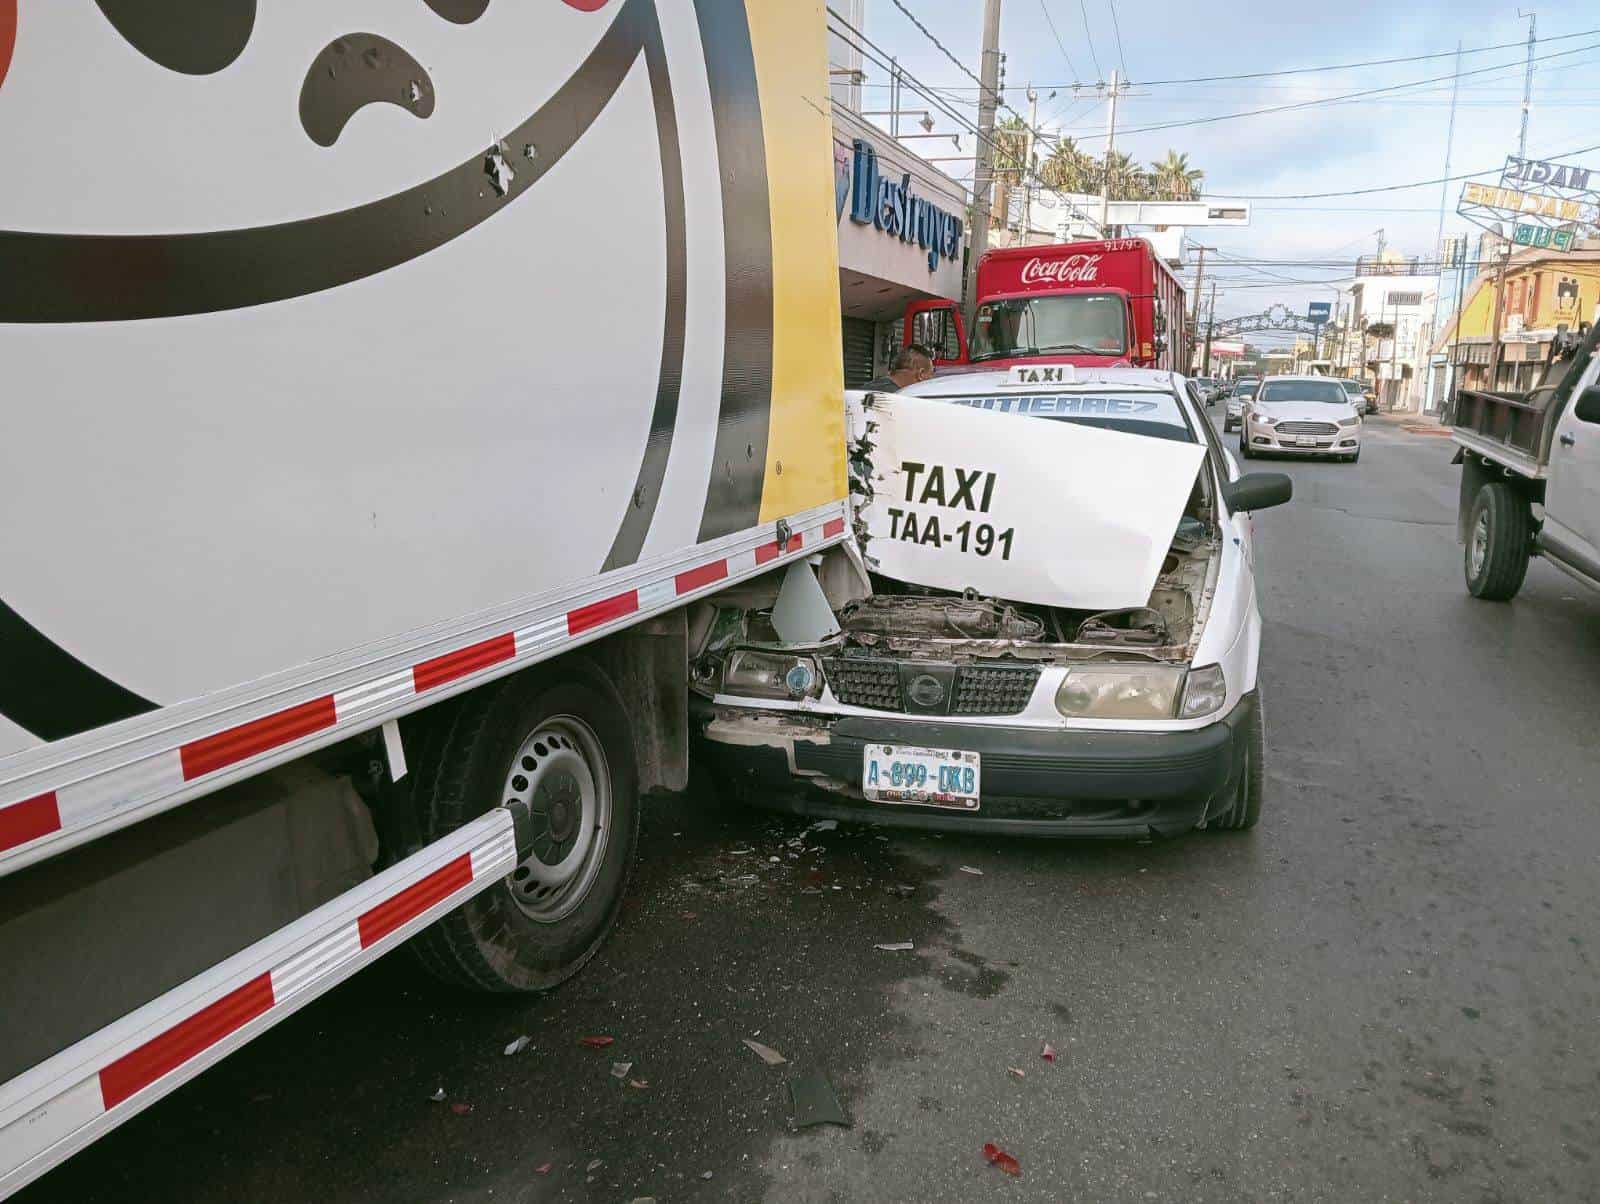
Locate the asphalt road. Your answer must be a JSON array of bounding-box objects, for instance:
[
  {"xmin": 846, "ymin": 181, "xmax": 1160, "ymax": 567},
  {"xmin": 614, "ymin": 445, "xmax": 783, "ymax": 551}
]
[{"xmin": 22, "ymin": 414, "xmax": 1600, "ymax": 1203}]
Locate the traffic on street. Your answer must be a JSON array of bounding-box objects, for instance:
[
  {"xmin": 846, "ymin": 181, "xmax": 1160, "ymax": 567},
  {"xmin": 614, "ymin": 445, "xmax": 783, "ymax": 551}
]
[{"xmin": 3, "ymin": 2, "xmax": 1598, "ymax": 1201}]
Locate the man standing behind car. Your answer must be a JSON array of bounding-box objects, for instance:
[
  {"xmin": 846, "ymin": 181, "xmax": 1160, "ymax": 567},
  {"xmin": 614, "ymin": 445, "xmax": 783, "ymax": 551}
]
[{"xmin": 865, "ymin": 344, "xmax": 934, "ymax": 392}]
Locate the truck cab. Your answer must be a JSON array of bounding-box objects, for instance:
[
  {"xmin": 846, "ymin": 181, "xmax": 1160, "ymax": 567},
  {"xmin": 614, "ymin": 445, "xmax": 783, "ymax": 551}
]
[{"xmin": 902, "ymin": 238, "xmax": 1187, "ymax": 374}]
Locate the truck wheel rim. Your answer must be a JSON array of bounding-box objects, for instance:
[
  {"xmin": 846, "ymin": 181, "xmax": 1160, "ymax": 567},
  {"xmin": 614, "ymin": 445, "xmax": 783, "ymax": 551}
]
[
  {"xmin": 503, "ymin": 716, "xmax": 611, "ymax": 922},
  {"xmin": 1469, "ymin": 511, "xmax": 1489, "ymax": 578}
]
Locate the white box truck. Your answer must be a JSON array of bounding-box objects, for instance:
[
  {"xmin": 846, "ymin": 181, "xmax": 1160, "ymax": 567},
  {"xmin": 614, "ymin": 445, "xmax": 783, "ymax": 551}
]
[{"xmin": 0, "ymin": 2, "xmax": 846, "ymax": 1191}]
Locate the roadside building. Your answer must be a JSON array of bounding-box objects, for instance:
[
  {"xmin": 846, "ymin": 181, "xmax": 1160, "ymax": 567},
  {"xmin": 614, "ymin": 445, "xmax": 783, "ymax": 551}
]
[
  {"xmin": 1331, "ymin": 255, "xmax": 1437, "ymax": 411},
  {"xmin": 1431, "ymin": 245, "xmax": 1600, "ymax": 396}
]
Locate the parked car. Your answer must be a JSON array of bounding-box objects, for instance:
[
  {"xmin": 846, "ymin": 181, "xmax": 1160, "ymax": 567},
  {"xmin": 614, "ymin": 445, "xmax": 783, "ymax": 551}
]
[
  {"xmin": 1240, "ymin": 375, "xmax": 1364, "ymax": 462},
  {"xmin": 1192, "ymin": 376, "xmax": 1219, "ymax": 405},
  {"xmin": 1224, "ymin": 377, "xmax": 1260, "ymax": 431},
  {"xmin": 694, "ymin": 367, "xmax": 1293, "ymax": 836},
  {"xmin": 1335, "ymin": 377, "xmax": 1378, "ymax": 415}
]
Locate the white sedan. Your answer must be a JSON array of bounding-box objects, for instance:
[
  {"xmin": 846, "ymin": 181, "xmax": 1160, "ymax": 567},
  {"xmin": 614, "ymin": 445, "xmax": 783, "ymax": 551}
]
[
  {"xmin": 1240, "ymin": 374, "xmax": 1364, "ymax": 462},
  {"xmin": 694, "ymin": 367, "xmax": 1294, "ymax": 836}
]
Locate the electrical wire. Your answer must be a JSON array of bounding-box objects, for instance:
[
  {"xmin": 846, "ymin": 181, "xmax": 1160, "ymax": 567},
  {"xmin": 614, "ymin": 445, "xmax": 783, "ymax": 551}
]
[
  {"xmin": 1067, "ymin": 39, "xmax": 1600, "ymax": 142},
  {"xmin": 1076, "ymin": 0, "xmax": 1104, "ymax": 80},
  {"xmin": 1105, "ymin": 0, "xmax": 1130, "ymax": 81},
  {"xmin": 1200, "ymin": 139, "xmax": 1600, "ymax": 200},
  {"xmin": 1037, "ymin": 0, "xmax": 1082, "ymax": 83}
]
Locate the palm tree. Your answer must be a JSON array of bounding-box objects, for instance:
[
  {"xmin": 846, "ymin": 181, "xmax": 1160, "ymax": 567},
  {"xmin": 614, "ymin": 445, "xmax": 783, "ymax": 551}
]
[
  {"xmin": 1151, "ymin": 150, "xmax": 1204, "ymax": 200},
  {"xmin": 1101, "ymin": 151, "xmax": 1150, "ymax": 201},
  {"xmin": 1039, "ymin": 137, "xmax": 1093, "ymax": 192},
  {"xmin": 989, "ymin": 115, "xmax": 1033, "ymax": 236}
]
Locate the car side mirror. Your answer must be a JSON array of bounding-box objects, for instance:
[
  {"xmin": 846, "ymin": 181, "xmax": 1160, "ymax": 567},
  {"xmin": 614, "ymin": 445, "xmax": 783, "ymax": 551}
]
[
  {"xmin": 1223, "ymin": 472, "xmax": 1293, "ymax": 513},
  {"xmin": 1575, "ymin": 385, "xmax": 1600, "ymax": 425}
]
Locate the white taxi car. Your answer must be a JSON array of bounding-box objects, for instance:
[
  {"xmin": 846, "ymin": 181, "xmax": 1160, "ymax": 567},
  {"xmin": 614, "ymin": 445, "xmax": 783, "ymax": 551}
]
[
  {"xmin": 692, "ymin": 367, "xmax": 1293, "ymax": 836},
  {"xmin": 1240, "ymin": 375, "xmax": 1364, "ymax": 462}
]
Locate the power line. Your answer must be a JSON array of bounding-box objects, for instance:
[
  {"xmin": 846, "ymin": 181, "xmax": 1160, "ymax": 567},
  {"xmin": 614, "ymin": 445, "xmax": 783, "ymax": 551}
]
[
  {"xmin": 1037, "ymin": 0, "xmax": 1081, "ymax": 82},
  {"xmin": 1067, "ymin": 39, "xmax": 1600, "ymax": 142},
  {"xmin": 1135, "ymin": 25, "xmax": 1600, "ymax": 85},
  {"xmin": 1076, "ymin": 0, "xmax": 1104, "ymax": 79},
  {"xmin": 1202, "ymin": 138, "xmax": 1600, "ymax": 199},
  {"xmin": 1105, "ymin": 0, "xmax": 1130, "ymax": 80},
  {"xmin": 883, "ymin": 0, "xmax": 998, "ymax": 106}
]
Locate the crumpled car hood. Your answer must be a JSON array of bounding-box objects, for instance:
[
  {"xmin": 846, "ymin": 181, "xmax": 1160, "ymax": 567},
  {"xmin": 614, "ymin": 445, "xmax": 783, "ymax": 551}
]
[{"xmin": 848, "ymin": 392, "xmax": 1207, "ymax": 610}]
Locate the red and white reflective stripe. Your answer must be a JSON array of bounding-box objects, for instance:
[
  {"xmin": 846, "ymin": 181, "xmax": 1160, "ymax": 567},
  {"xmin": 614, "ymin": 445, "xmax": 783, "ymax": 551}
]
[
  {"xmin": 0, "ymin": 509, "xmax": 847, "ymax": 870},
  {"xmin": 0, "ymin": 811, "xmax": 516, "ymax": 1194}
]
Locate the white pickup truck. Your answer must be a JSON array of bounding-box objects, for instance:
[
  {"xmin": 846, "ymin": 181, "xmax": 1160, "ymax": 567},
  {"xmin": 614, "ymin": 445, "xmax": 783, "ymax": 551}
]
[{"xmin": 1450, "ymin": 322, "xmax": 1600, "ymax": 599}]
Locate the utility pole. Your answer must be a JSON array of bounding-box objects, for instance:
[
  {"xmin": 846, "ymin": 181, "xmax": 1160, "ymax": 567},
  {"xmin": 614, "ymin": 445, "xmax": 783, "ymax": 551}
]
[
  {"xmin": 1430, "ymin": 41, "xmax": 1462, "ymax": 413},
  {"xmin": 1019, "ymin": 85, "xmax": 1038, "ymax": 241},
  {"xmin": 1189, "ymin": 245, "xmax": 1212, "ymax": 333},
  {"xmin": 1517, "ymin": 10, "xmax": 1537, "ymax": 160},
  {"xmin": 964, "ymin": 0, "xmax": 1004, "ymax": 330},
  {"xmin": 1202, "ymin": 280, "xmax": 1217, "ymax": 375},
  {"xmin": 1098, "ymin": 70, "xmax": 1121, "ymax": 237}
]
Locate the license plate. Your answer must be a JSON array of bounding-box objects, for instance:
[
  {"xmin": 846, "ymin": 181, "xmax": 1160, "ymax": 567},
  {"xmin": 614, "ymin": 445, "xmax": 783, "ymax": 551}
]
[
  {"xmin": 862, "ymin": 744, "xmax": 980, "ymax": 810},
  {"xmin": 1295, "ymin": 436, "xmax": 1317, "ymax": 447}
]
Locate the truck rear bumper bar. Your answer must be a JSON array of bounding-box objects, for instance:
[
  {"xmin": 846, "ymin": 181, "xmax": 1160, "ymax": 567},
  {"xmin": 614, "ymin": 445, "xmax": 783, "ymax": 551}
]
[{"xmin": 0, "ymin": 809, "xmax": 518, "ymax": 1198}]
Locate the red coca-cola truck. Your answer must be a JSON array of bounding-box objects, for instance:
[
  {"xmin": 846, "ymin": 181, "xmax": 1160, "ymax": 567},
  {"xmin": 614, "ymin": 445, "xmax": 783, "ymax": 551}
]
[{"xmin": 904, "ymin": 237, "xmax": 1189, "ymax": 374}]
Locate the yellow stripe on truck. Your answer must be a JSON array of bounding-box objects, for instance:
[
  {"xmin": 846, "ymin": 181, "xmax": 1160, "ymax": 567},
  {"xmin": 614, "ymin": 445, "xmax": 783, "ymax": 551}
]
[{"xmin": 746, "ymin": 0, "xmax": 848, "ymax": 523}]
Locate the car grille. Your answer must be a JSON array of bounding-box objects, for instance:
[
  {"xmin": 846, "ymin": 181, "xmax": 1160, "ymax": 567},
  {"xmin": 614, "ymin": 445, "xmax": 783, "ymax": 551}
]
[
  {"xmin": 822, "ymin": 658, "xmax": 903, "ymax": 710},
  {"xmin": 822, "ymin": 658, "xmax": 1040, "ymax": 716},
  {"xmin": 1275, "ymin": 421, "xmax": 1339, "ymax": 437}
]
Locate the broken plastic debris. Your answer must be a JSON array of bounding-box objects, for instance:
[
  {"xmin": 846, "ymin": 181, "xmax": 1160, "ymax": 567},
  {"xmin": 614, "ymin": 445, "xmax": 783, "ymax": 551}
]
[
  {"xmin": 1041, "ymin": 1042, "xmax": 1057, "ymax": 1063},
  {"xmin": 959, "ymin": 865, "xmax": 984, "ymax": 876},
  {"xmin": 628, "ymin": 1079, "xmax": 650, "ymax": 1089},
  {"xmin": 808, "ymin": 819, "xmax": 838, "ymax": 832},
  {"xmin": 875, "ymin": 941, "xmax": 914, "ymax": 951},
  {"xmin": 790, "ymin": 1072, "xmax": 850, "ymax": 1129},
  {"xmin": 534, "ymin": 1163, "xmax": 552, "ymax": 1175},
  {"xmin": 483, "ymin": 146, "xmax": 515, "ymax": 196},
  {"xmin": 611, "ymin": 1061, "xmax": 633, "ymax": 1079},
  {"xmin": 586, "ymin": 1159, "xmax": 603, "ymax": 1172},
  {"xmin": 503, "ymin": 1035, "xmax": 532, "ymax": 1056},
  {"xmin": 450, "ymin": 1102, "xmax": 473, "ymax": 1115},
  {"xmin": 701, "ymin": 1171, "xmax": 714, "ymax": 1181},
  {"xmin": 429, "ymin": 1087, "xmax": 446, "ymax": 1102},
  {"xmin": 1007, "ymin": 1067, "xmax": 1026, "ymax": 1079},
  {"xmin": 742, "ymin": 1038, "xmax": 788, "ymax": 1066},
  {"xmin": 983, "ymin": 1143, "xmax": 1022, "ymax": 1176},
  {"xmin": 579, "ymin": 1035, "xmax": 615, "ymax": 1049}
]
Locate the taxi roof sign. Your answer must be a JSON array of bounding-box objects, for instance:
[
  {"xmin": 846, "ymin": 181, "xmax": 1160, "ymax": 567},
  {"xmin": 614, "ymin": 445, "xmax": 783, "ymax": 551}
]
[{"xmin": 1006, "ymin": 364, "xmax": 1076, "ymax": 387}]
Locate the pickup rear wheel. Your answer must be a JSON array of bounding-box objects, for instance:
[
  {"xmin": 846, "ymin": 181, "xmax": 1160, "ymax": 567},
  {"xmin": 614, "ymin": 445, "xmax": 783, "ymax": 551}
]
[
  {"xmin": 400, "ymin": 660, "xmax": 640, "ymax": 993},
  {"xmin": 1207, "ymin": 693, "xmax": 1264, "ymax": 832},
  {"xmin": 1465, "ymin": 482, "xmax": 1532, "ymax": 601}
]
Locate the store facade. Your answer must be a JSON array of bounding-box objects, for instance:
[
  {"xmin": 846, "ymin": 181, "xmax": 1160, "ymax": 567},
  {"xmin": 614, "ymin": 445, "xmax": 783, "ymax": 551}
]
[{"xmin": 831, "ymin": 103, "xmax": 968, "ymax": 385}]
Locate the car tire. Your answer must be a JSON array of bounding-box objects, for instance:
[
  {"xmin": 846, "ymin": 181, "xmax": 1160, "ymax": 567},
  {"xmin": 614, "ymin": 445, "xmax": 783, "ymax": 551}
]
[
  {"xmin": 397, "ymin": 659, "xmax": 640, "ymax": 993},
  {"xmin": 1465, "ymin": 481, "xmax": 1532, "ymax": 601},
  {"xmin": 1207, "ymin": 694, "xmax": 1264, "ymax": 832},
  {"xmin": 1239, "ymin": 432, "xmax": 1253, "ymax": 459}
]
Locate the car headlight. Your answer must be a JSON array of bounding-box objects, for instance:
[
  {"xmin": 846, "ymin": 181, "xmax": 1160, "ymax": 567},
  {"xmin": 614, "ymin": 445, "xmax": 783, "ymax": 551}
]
[
  {"xmin": 721, "ymin": 650, "xmax": 821, "ymax": 700},
  {"xmin": 1178, "ymin": 664, "xmax": 1227, "ymax": 719},
  {"xmin": 1337, "ymin": 416, "xmax": 1360, "ymax": 427},
  {"xmin": 1054, "ymin": 664, "xmax": 1186, "ymax": 720}
]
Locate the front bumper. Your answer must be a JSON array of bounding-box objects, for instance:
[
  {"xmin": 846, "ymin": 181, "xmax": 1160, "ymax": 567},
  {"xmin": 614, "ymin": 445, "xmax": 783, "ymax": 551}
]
[
  {"xmin": 693, "ymin": 693, "xmax": 1259, "ymax": 838},
  {"xmin": 1243, "ymin": 423, "xmax": 1360, "ymax": 455}
]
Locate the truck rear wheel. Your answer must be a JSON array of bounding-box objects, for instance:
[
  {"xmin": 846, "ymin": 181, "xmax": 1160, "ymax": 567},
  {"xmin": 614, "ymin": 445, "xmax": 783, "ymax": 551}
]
[
  {"xmin": 1465, "ymin": 482, "xmax": 1532, "ymax": 601},
  {"xmin": 402, "ymin": 660, "xmax": 640, "ymax": 993}
]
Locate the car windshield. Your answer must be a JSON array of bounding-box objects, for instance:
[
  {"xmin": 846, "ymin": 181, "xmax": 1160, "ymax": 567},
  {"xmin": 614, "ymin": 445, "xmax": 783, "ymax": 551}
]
[
  {"xmin": 1258, "ymin": 379, "xmax": 1349, "ymax": 405},
  {"xmin": 1338, "ymin": 380, "xmax": 1364, "ymax": 394},
  {"xmin": 1236, "ymin": 382, "xmax": 1259, "ymax": 397},
  {"xmin": 969, "ymin": 294, "xmax": 1128, "ymax": 361},
  {"xmin": 939, "ymin": 389, "xmax": 1194, "ymax": 443}
]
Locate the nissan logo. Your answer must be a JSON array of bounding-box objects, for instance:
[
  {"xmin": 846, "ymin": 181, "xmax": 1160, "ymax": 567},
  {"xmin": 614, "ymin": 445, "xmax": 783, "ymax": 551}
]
[{"xmin": 908, "ymin": 674, "xmax": 946, "ymax": 708}]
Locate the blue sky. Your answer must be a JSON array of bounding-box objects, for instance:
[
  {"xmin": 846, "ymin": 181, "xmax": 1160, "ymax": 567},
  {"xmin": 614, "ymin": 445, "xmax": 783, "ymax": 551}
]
[{"xmin": 841, "ymin": 0, "xmax": 1597, "ymax": 336}]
